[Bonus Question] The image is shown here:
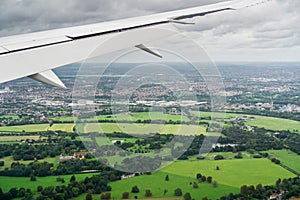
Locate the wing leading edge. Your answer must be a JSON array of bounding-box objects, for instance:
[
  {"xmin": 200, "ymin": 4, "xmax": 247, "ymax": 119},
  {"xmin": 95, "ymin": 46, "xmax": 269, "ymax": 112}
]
[{"xmin": 0, "ymin": 0, "xmax": 271, "ymax": 87}]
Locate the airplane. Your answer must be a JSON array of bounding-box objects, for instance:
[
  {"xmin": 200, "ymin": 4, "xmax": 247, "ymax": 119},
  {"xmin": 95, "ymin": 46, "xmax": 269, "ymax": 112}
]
[{"xmin": 0, "ymin": 0, "xmax": 271, "ymax": 89}]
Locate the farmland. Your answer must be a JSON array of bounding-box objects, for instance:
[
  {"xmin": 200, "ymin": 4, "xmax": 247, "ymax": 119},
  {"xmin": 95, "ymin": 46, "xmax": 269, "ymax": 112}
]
[
  {"xmin": 76, "ymin": 158, "xmax": 295, "ymax": 200},
  {"xmin": 1, "ymin": 111, "xmax": 299, "ymax": 135},
  {"xmin": 0, "ymin": 135, "xmax": 40, "ymax": 142},
  {"xmin": 266, "ymin": 150, "xmax": 300, "ymax": 173},
  {"xmin": 0, "ymin": 156, "xmax": 60, "ymax": 171},
  {"xmin": 0, "ymin": 173, "xmax": 99, "ymax": 193}
]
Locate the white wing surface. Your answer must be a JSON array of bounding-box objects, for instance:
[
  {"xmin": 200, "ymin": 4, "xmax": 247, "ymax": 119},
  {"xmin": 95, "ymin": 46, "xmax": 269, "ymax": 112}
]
[{"xmin": 0, "ymin": 0, "xmax": 270, "ymax": 88}]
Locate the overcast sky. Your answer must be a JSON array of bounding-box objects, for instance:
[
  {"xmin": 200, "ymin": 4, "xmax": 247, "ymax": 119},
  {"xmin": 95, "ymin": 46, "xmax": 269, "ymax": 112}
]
[{"xmin": 0, "ymin": 0, "xmax": 299, "ymax": 62}]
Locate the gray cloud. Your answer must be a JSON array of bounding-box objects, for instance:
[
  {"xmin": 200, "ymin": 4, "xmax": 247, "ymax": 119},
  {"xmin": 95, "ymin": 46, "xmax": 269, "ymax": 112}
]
[
  {"xmin": 0, "ymin": 0, "xmax": 220, "ymax": 36},
  {"xmin": 0, "ymin": 0, "xmax": 299, "ymax": 61}
]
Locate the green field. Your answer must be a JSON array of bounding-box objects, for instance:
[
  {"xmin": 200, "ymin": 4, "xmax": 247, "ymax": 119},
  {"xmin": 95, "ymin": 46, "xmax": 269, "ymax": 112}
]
[
  {"xmin": 245, "ymin": 116, "xmax": 300, "ymax": 132},
  {"xmin": 106, "ymin": 171, "xmax": 237, "ymax": 200},
  {"xmin": 189, "ymin": 152, "xmax": 254, "ymax": 161},
  {"xmin": 83, "ymin": 123, "xmax": 206, "ymax": 135},
  {"xmin": 0, "ymin": 123, "xmax": 207, "ymax": 135},
  {"xmin": 0, "ymin": 173, "xmax": 99, "ymax": 193},
  {"xmin": 0, "ymin": 124, "xmax": 75, "ymax": 133},
  {"xmin": 266, "ymin": 150, "xmax": 300, "ymax": 173},
  {"xmin": 0, "ymin": 115, "xmax": 19, "ymax": 120},
  {"xmin": 52, "ymin": 112, "xmax": 191, "ymax": 123},
  {"xmin": 0, "ymin": 135, "xmax": 40, "ymax": 142},
  {"xmin": 1, "ymin": 112, "xmax": 299, "ymax": 134},
  {"xmin": 95, "ymin": 159, "xmax": 295, "ymax": 200},
  {"xmin": 0, "ymin": 156, "xmax": 60, "ymax": 170},
  {"xmin": 194, "ymin": 112, "xmax": 300, "ymax": 132}
]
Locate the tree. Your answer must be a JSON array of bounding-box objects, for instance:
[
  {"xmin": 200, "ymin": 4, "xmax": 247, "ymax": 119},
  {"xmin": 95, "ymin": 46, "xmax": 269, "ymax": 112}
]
[
  {"xmin": 86, "ymin": 193, "xmax": 92, "ymax": 200},
  {"xmin": 207, "ymin": 176, "xmax": 213, "ymax": 184},
  {"xmin": 0, "ymin": 161, "xmax": 4, "ymax": 166},
  {"xmin": 213, "ymin": 181, "xmax": 218, "ymax": 188},
  {"xmin": 193, "ymin": 182, "xmax": 199, "ymax": 189},
  {"xmin": 202, "ymin": 197, "xmax": 209, "ymax": 200},
  {"xmin": 163, "ymin": 189, "xmax": 168, "ymax": 196},
  {"xmin": 30, "ymin": 176, "xmax": 36, "ymax": 181},
  {"xmin": 70, "ymin": 175, "xmax": 76, "ymax": 182},
  {"xmin": 256, "ymin": 184, "xmax": 263, "ymax": 191},
  {"xmin": 216, "ymin": 166, "xmax": 220, "ymax": 170},
  {"xmin": 71, "ymin": 187, "xmax": 80, "ymax": 197},
  {"xmin": 234, "ymin": 152, "xmax": 243, "ymax": 159},
  {"xmin": 145, "ymin": 189, "xmax": 152, "ymax": 197},
  {"xmin": 200, "ymin": 176, "xmax": 206, "ymax": 182},
  {"xmin": 37, "ymin": 186, "xmax": 43, "ymax": 192},
  {"xmin": 174, "ymin": 188, "xmax": 182, "ymax": 196},
  {"xmin": 122, "ymin": 192, "xmax": 129, "ymax": 199},
  {"xmin": 49, "ymin": 121, "xmax": 54, "ymax": 127},
  {"xmin": 214, "ymin": 155, "xmax": 224, "ymax": 160},
  {"xmin": 165, "ymin": 175, "xmax": 169, "ymax": 181},
  {"xmin": 9, "ymin": 188, "xmax": 18, "ymax": 198},
  {"xmin": 240, "ymin": 185, "xmax": 248, "ymax": 195},
  {"xmin": 196, "ymin": 173, "xmax": 202, "ymax": 179},
  {"xmin": 100, "ymin": 193, "xmax": 111, "ymax": 200},
  {"xmin": 131, "ymin": 186, "xmax": 139, "ymax": 193},
  {"xmin": 183, "ymin": 192, "xmax": 192, "ymax": 200},
  {"xmin": 276, "ymin": 178, "xmax": 281, "ymax": 186}
]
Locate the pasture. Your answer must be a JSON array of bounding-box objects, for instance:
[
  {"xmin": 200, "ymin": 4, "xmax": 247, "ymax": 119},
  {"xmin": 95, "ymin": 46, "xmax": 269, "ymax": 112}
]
[
  {"xmin": 266, "ymin": 150, "xmax": 300, "ymax": 173},
  {"xmin": 245, "ymin": 116, "xmax": 300, "ymax": 132},
  {"xmin": 193, "ymin": 111, "xmax": 300, "ymax": 132},
  {"xmin": 0, "ymin": 173, "xmax": 99, "ymax": 193},
  {"xmin": 0, "ymin": 135, "xmax": 40, "ymax": 142},
  {"xmin": 96, "ymin": 159, "xmax": 295, "ymax": 200},
  {"xmin": 0, "ymin": 123, "xmax": 207, "ymax": 135},
  {"xmin": 0, "ymin": 156, "xmax": 59, "ymax": 170}
]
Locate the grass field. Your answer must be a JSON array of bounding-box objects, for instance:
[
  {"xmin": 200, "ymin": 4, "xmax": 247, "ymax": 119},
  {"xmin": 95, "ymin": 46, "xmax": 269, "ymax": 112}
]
[
  {"xmin": 193, "ymin": 111, "xmax": 300, "ymax": 132},
  {"xmin": 0, "ymin": 124, "xmax": 75, "ymax": 133},
  {"xmin": 0, "ymin": 115, "xmax": 19, "ymax": 120},
  {"xmin": 0, "ymin": 135, "xmax": 40, "ymax": 142},
  {"xmin": 88, "ymin": 159, "xmax": 295, "ymax": 200},
  {"xmin": 0, "ymin": 156, "xmax": 60, "ymax": 170},
  {"xmin": 106, "ymin": 171, "xmax": 237, "ymax": 200},
  {"xmin": 1, "ymin": 112, "xmax": 299, "ymax": 134},
  {"xmin": 245, "ymin": 116, "xmax": 300, "ymax": 132},
  {"xmin": 83, "ymin": 123, "xmax": 206, "ymax": 135},
  {"xmin": 97, "ymin": 112, "xmax": 190, "ymax": 122},
  {"xmin": 266, "ymin": 150, "xmax": 300, "ymax": 173},
  {"xmin": 189, "ymin": 152, "xmax": 254, "ymax": 161},
  {"xmin": 0, "ymin": 173, "xmax": 99, "ymax": 193},
  {"xmin": 161, "ymin": 159, "xmax": 294, "ymax": 188}
]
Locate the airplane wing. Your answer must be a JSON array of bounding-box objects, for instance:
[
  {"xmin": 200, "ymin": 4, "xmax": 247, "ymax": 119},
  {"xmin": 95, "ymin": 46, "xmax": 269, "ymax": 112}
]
[{"xmin": 0, "ymin": 0, "xmax": 270, "ymax": 88}]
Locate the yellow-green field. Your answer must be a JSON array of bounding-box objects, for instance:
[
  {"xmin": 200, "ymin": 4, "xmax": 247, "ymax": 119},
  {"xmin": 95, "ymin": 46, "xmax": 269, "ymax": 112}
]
[
  {"xmin": 0, "ymin": 135, "xmax": 40, "ymax": 142},
  {"xmin": 76, "ymin": 158, "xmax": 295, "ymax": 200},
  {"xmin": 245, "ymin": 116, "xmax": 300, "ymax": 132},
  {"xmin": 0, "ymin": 123, "xmax": 208, "ymax": 135},
  {"xmin": 194, "ymin": 112, "xmax": 300, "ymax": 132},
  {"xmin": 0, "ymin": 173, "xmax": 99, "ymax": 193},
  {"xmin": 0, "ymin": 124, "xmax": 75, "ymax": 133},
  {"xmin": 266, "ymin": 150, "xmax": 300, "ymax": 173},
  {"xmin": 0, "ymin": 156, "xmax": 59, "ymax": 171},
  {"xmin": 1, "ymin": 112, "xmax": 299, "ymax": 133}
]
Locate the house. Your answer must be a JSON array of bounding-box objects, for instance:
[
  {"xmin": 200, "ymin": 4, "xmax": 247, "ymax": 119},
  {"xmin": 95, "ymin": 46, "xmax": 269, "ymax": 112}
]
[
  {"xmin": 269, "ymin": 190, "xmax": 285, "ymax": 200},
  {"xmin": 74, "ymin": 152, "xmax": 87, "ymax": 159},
  {"xmin": 59, "ymin": 155, "xmax": 75, "ymax": 163}
]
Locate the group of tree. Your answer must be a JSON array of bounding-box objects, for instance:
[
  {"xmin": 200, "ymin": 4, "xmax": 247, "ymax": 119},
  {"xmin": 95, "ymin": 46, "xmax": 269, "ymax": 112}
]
[
  {"xmin": 0, "ymin": 140, "xmax": 86, "ymax": 163},
  {"xmin": 37, "ymin": 173, "xmax": 111, "ymax": 200},
  {"xmin": 220, "ymin": 177, "xmax": 300, "ymax": 200},
  {"xmin": 0, "ymin": 158, "xmax": 121, "ymax": 178},
  {"xmin": 0, "ymin": 187, "xmax": 33, "ymax": 200}
]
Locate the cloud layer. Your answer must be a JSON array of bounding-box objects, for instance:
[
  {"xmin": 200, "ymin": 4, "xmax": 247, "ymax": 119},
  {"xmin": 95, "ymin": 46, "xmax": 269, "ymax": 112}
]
[{"xmin": 0, "ymin": 0, "xmax": 299, "ymax": 61}]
